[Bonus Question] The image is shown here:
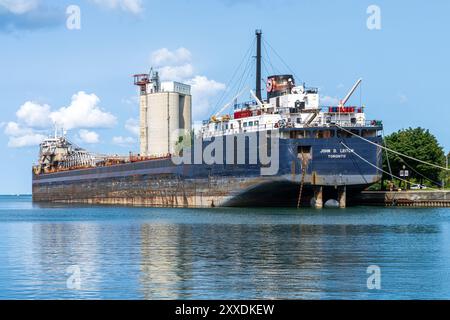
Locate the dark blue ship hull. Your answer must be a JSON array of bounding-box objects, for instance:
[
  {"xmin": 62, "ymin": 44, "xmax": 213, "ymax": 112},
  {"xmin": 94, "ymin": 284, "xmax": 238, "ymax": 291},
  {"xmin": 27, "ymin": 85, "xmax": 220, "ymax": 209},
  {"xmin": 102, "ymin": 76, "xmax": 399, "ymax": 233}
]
[{"xmin": 32, "ymin": 126, "xmax": 383, "ymax": 207}]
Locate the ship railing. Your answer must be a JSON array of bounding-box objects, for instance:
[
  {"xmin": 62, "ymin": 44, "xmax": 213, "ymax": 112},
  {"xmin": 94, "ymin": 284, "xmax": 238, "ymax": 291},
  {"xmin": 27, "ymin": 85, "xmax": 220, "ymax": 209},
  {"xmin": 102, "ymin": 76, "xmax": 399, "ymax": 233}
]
[
  {"xmin": 233, "ymin": 100, "xmax": 258, "ymax": 110},
  {"xmin": 305, "ymin": 87, "xmax": 318, "ymax": 94},
  {"xmin": 325, "ymin": 120, "xmax": 383, "ymax": 127},
  {"xmin": 201, "ymin": 119, "xmax": 384, "ymax": 138},
  {"xmin": 129, "ymin": 153, "xmax": 171, "ymax": 163},
  {"xmin": 201, "ymin": 122, "xmax": 280, "ymax": 137}
]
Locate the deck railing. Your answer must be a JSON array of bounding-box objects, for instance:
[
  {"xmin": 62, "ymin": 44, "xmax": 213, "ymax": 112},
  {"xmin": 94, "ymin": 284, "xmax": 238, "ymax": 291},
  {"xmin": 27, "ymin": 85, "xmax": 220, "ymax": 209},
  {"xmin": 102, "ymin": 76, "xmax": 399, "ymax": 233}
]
[{"xmin": 201, "ymin": 119, "xmax": 383, "ymax": 138}]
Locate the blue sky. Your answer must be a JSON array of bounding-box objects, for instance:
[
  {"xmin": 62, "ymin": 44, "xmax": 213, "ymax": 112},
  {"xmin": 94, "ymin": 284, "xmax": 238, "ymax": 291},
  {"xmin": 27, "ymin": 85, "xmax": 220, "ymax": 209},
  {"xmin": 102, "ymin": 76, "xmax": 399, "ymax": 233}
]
[{"xmin": 0, "ymin": 0, "xmax": 449, "ymax": 194}]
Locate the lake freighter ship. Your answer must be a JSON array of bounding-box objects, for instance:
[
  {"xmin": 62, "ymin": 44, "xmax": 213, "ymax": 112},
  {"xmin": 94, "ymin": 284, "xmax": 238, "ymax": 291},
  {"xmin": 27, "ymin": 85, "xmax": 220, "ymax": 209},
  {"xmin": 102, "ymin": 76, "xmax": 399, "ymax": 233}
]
[{"xmin": 32, "ymin": 30, "xmax": 383, "ymax": 208}]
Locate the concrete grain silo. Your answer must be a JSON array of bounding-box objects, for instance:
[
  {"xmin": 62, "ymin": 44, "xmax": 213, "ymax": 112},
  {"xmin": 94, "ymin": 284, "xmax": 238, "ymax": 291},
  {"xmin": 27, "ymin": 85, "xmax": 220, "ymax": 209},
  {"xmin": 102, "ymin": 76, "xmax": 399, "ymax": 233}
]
[{"xmin": 134, "ymin": 71, "xmax": 192, "ymax": 156}]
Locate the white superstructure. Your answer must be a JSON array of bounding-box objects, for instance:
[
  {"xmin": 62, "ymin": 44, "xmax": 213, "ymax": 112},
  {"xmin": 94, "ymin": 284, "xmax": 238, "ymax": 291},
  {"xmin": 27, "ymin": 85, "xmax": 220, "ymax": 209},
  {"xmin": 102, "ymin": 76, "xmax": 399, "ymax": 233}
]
[{"xmin": 202, "ymin": 76, "xmax": 369, "ymax": 138}]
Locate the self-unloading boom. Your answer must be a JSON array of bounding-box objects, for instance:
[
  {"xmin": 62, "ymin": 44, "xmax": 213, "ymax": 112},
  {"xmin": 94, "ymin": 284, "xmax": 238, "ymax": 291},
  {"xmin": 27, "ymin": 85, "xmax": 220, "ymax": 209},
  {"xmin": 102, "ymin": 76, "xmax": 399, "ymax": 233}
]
[{"xmin": 340, "ymin": 78, "xmax": 362, "ymax": 107}]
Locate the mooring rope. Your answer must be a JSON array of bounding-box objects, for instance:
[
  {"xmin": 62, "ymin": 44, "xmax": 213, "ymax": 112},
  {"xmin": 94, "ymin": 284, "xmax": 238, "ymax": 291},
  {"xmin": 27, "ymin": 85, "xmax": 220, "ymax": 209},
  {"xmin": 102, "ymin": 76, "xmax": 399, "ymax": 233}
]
[
  {"xmin": 335, "ymin": 125, "xmax": 449, "ymax": 171},
  {"xmin": 340, "ymin": 141, "xmax": 439, "ymax": 191}
]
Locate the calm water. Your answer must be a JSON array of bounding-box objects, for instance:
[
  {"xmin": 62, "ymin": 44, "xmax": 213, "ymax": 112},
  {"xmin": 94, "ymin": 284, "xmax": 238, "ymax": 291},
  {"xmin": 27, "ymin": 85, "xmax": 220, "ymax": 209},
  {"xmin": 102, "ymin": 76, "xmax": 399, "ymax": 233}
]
[{"xmin": 0, "ymin": 195, "xmax": 450, "ymax": 299}]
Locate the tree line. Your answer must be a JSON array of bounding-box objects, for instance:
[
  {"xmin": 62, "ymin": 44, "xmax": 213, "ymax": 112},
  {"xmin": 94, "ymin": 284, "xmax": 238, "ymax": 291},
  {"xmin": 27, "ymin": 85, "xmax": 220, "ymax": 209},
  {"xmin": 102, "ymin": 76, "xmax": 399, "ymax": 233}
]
[{"xmin": 381, "ymin": 127, "xmax": 449, "ymax": 189}]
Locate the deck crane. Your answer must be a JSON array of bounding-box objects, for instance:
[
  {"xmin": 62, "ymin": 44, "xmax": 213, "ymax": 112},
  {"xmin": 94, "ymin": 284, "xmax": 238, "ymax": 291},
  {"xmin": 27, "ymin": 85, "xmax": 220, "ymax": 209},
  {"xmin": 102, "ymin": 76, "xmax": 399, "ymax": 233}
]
[
  {"xmin": 339, "ymin": 78, "xmax": 362, "ymax": 107},
  {"xmin": 250, "ymin": 90, "xmax": 264, "ymax": 109},
  {"xmin": 211, "ymin": 87, "xmax": 248, "ymax": 122}
]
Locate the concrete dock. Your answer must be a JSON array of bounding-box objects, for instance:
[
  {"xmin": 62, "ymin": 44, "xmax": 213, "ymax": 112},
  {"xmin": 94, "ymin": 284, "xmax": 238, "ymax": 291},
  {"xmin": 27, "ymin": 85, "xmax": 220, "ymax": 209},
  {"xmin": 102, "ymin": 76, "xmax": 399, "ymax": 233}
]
[{"xmin": 355, "ymin": 190, "xmax": 450, "ymax": 207}]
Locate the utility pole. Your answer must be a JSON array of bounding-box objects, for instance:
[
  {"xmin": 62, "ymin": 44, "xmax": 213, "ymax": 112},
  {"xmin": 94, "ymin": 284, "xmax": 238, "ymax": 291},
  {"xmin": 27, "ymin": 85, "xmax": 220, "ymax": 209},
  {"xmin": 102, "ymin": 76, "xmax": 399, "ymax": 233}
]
[
  {"xmin": 447, "ymin": 152, "xmax": 449, "ymax": 170},
  {"xmin": 443, "ymin": 152, "xmax": 449, "ymax": 189},
  {"xmin": 446, "ymin": 152, "xmax": 449, "ymax": 189}
]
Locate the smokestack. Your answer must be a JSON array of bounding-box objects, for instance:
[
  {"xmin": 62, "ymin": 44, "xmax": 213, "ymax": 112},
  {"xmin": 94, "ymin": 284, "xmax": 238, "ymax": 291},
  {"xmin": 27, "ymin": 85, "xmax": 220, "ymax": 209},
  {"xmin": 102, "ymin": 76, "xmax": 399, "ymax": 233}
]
[{"xmin": 255, "ymin": 29, "xmax": 262, "ymax": 101}]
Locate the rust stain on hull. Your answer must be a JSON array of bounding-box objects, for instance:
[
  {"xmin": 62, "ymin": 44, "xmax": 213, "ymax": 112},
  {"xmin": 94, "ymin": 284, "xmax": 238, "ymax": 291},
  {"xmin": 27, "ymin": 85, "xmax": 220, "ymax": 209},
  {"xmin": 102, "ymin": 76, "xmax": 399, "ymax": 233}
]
[{"xmin": 33, "ymin": 174, "xmax": 275, "ymax": 208}]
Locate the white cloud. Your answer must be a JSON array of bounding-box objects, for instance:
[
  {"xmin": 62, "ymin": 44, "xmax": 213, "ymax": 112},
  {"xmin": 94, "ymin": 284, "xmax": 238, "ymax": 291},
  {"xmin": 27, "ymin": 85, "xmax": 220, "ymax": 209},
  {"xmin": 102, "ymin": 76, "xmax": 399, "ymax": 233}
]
[
  {"xmin": 78, "ymin": 129, "xmax": 100, "ymax": 144},
  {"xmin": 149, "ymin": 47, "xmax": 226, "ymax": 119},
  {"xmin": 320, "ymin": 95, "xmax": 340, "ymax": 106},
  {"xmin": 4, "ymin": 91, "xmax": 117, "ymax": 148},
  {"xmin": 125, "ymin": 118, "xmax": 139, "ymax": 136},
  {"xmin": 50, "ymin": 91, "xmax": 117, "ymax": 130},
  {"xmin": 151, "ymin": 47, "xmax": 192, "ymax": 67},
  {"xmin": 91, "ymin": 0, "xmax": 143, "ymax": 14},
  {"xmin": 3, "ymin": 121, "xmax": 46, "ymax": 148},
  {"xmin": 0, "ymin": 0, "xmax": 38, "ymax": 14},
  {"xmin": 151, "ymin": 47, "xmax": 194, "ymax": 81},
  {"xmin": 4, "ymin": 121, "xmax": 26, "ymax": 136},
  {"xmin": 0, "ymin": 1, "xmax": 63, "ymax": 32},
  {"xmin": 159, "ymin": 64, "xmax": 194, "ymax": 82},
  {"xmin": 8, "ymin": 133, "xmax": 46, "ymax": 148},
  {"xmin": 187, "ymin": 76, "xmax": 226, "ymax": 119},
  {"xmin": 112, "ymin": 136, "xmax": 135, "ymax": 147},
  {"xmin": 16, "ymin": 101, "xmax": 51, "ymax": 128}
]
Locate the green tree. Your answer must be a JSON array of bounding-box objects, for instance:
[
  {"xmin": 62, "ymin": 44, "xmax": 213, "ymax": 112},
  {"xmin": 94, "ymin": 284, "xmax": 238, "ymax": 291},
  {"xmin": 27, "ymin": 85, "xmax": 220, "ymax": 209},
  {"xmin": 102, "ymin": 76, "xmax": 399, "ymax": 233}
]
[{"xmin": 382, "ymin": 127, "xmax": 445, "ymax": 187}]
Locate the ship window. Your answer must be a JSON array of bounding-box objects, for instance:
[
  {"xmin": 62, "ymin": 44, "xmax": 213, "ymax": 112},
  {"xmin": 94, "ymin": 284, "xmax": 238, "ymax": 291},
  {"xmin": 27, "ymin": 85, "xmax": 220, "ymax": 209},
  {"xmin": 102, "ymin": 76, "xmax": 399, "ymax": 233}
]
[
  {"xmin": 323, "ymin": 130, "xmax": 334, "ymax": 138},
  {"xmin": 362, "ymin": 129, "xmax": 376, "ymax": 137},
  {"xmin": 231, "ymin": 123, "xmax": 234, "ymax": 129},
  {"xmin": 254, "ymin": 121, "xmax": 259, "ymax": 126},
  {"xmin": 337, "ymin": 129, "xmax": 352, "ymax": 138},
  {"xmin": 249, "ymin": 121, "xmax": 253, "ymax": 126},
  {"xmin": 351, "ymin": 129, "xmax": 360, "ymax": 136},
  {"xmin": 225, "ymin": 124, "xmax": 228, "ymax": 130},
  {"xmin": 290, "ymin": 130, "xmax": 305, "ymax": 139},
  {"xmin": 243, "ymin": 122, "xmax": 248, "ymax": 127},
  {"xmin": 296, "ymin": 118, "xmax": 301, "ymax": 124}
]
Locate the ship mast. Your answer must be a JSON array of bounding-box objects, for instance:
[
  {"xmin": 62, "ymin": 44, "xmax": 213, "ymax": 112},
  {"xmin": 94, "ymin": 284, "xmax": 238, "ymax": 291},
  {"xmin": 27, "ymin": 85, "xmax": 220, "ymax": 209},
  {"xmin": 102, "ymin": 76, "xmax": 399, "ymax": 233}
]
[{"xmin": 255, "ymin": 29, "xmax": 262, "ymax": 101}]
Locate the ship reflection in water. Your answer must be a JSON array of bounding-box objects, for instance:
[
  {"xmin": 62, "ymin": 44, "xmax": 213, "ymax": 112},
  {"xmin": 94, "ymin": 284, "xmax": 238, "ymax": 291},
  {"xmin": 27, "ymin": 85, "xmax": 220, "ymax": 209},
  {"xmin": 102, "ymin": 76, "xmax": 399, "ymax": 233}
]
[{"xmin": 1, "ymin": 196, "xmax": 450, "ymax": 299}]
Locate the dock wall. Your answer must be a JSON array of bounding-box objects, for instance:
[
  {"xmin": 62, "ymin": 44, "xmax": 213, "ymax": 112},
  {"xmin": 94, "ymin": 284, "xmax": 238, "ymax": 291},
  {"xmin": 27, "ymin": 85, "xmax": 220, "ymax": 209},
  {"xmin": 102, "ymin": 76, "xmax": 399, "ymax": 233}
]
[{"xmin": 356, "ymin": 190, "xmax": 450, "ymax": 207}]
